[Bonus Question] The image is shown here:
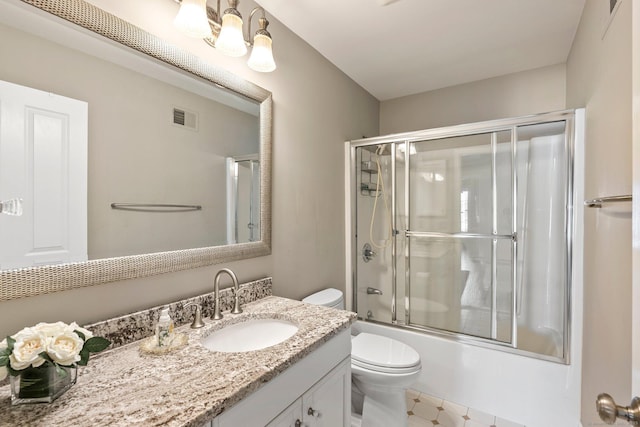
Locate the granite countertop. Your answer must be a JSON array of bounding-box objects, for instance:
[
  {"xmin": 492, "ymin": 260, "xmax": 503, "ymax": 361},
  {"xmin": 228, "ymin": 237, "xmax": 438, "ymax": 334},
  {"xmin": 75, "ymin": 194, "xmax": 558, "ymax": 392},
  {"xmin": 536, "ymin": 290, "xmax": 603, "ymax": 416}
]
[{"xmin": 0, "ymin": 296, "xmax": 356, "ymax": 427}]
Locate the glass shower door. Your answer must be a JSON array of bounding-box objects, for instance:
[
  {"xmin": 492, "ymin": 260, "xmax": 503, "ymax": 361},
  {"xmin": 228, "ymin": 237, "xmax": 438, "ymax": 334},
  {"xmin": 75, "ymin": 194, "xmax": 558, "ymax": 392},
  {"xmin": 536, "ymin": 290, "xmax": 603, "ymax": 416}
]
[
  {"xmin": 352, "ymin": 111, "xmax": 573, "ymax": 361},
  {"xmin": 399, "ymin": 130, "xmax": 514, "ymax": 342}
]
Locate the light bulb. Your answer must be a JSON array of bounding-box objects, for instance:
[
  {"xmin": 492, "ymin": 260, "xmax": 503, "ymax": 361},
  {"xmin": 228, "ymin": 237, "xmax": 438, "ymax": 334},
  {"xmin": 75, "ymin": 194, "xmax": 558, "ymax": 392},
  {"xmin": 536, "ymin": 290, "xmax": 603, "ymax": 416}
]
[
  {"xmin": 215, "ymin": 12, "xmax": 247, "ymax": 57},
  {"xmin": 174, "ymin": 0, "xmax": 212, "ymax": 39},
  {"xmin": 248, "ymin": 33, "xmax": 276, "ymax": 72}
]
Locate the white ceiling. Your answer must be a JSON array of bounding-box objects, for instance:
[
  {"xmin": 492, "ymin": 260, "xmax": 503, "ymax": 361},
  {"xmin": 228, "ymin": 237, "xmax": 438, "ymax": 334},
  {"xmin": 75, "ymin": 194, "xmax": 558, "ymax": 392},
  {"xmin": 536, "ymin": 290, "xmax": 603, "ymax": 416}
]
[{"xmin": 256, "ymin": 0, "xmax": 586, "ymax": 101}]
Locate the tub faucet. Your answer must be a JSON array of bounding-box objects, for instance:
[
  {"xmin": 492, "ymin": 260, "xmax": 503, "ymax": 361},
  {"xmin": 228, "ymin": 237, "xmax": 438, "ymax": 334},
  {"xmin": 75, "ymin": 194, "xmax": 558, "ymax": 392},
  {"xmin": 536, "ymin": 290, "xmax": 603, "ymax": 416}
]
[{"xmin": 212, "ymin": 268, "xmax": 243, "ymax": 320}]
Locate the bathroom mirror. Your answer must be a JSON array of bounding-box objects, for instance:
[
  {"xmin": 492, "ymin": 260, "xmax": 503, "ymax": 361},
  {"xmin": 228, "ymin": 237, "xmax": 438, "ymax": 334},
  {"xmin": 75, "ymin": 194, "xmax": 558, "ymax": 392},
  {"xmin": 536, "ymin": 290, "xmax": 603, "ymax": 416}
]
[{"xmin": 0, "ymin": 0, "xmax": 272, "ymax": 301}]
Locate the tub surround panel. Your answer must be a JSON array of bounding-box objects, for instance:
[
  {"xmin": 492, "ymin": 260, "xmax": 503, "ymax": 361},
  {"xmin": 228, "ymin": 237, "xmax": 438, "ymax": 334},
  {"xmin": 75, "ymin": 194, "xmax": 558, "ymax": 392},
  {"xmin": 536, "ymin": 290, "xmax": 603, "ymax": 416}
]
[
  {"xmin": 0, "ymin": 295, "xmax": 356, "ymax": 426},
  {"xmin": 85, "ymin": 277, "xmax": 272, "ymax": 349}
]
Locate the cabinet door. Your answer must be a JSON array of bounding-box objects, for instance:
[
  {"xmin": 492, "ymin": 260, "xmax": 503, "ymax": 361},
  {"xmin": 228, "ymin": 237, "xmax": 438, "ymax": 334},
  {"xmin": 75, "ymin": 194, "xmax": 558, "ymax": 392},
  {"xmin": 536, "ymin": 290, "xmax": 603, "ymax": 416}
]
[
  {"xmin": 267, "ymin": 399, "xmax": 303, "ymax": 427},
  {"xmin": 302, "ymin": 358, "xmax": 351, "ymax": 427}
]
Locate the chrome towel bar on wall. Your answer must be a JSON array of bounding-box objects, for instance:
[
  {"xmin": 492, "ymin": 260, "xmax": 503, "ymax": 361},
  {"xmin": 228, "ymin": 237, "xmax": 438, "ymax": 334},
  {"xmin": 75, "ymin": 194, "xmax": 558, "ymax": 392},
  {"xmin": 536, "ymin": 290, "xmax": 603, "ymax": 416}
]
[
  {"xmin": 110, "ymin": 203, "xmax": 202, "ymax": 212},
  {"xmin": 584, "ymin": 195, "xmax": 632, "ymax": 208}
]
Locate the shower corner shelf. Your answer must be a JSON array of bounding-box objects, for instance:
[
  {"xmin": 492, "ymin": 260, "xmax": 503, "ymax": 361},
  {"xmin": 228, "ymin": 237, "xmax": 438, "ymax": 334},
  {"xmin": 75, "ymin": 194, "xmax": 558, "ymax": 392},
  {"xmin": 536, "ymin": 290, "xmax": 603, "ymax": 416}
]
[
  {"xmin": 360, "ymin": 183, "xmax": 380, "ymax": 197},
  {"xmin": 359, "ymin": 152, "xmax": 381, "ymax": 197},
  {"xmin": 361, "ymin": 163, "xmax": 377, "ymax": 174}
]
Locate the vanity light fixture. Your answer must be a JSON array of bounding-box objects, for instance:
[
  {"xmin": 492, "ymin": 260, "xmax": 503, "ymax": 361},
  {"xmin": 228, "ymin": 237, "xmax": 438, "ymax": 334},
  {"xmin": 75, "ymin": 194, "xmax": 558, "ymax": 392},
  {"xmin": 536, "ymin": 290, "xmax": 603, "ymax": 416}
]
[{"xmin": 173, "ymin": 0, "xmax": 276, "ymax": 72}]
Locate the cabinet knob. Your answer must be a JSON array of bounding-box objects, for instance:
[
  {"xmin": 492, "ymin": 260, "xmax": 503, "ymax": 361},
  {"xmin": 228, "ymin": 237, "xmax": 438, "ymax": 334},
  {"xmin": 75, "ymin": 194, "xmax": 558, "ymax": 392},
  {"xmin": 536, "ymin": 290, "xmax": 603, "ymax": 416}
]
[{"xmin": 307, "ymin": 407, "xmax": 320, "ymax": 417}]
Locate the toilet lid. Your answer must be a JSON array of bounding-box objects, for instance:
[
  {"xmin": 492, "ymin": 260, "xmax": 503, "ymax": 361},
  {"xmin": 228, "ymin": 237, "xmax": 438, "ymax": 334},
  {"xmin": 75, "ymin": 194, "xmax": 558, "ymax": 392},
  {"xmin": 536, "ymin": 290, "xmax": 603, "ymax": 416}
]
[
  {"xmin": 351, "ymin": 333, "xmax": 420, "ymax": 370},
  {"xmin": 302, "ymin": 288, "xmax": 343, "ymax": 307}
]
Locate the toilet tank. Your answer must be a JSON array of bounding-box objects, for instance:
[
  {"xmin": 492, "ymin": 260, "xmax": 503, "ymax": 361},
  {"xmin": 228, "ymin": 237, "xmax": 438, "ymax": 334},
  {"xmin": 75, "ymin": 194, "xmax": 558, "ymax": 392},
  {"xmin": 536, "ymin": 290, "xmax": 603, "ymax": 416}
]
[{"xmin": 302, "ymin": 288, "xmax": 345, "ymax": 310}]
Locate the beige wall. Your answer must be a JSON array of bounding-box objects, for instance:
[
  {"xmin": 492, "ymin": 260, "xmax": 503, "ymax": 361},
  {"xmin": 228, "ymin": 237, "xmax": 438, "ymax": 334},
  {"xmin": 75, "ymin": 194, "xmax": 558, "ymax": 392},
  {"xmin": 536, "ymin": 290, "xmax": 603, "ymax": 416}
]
[
  {"xmin": 0, "ymin": 0, "xmax": 379, "ymax": 338},
  {"xmin": 566, "ymin": 0, "xmax": 633, "ymax": 424},
  {"xmin": 380, "ymin": 63, "xmax": 566, "ymax": 134}
]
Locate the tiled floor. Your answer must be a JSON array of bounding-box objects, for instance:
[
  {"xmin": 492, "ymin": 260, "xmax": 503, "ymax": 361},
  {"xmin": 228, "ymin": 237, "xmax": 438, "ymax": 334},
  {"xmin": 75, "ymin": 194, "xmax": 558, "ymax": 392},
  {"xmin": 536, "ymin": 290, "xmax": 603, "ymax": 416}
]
[{"xmin": 406, "ymin": 389, "xmax": 526, "ymax": 427}]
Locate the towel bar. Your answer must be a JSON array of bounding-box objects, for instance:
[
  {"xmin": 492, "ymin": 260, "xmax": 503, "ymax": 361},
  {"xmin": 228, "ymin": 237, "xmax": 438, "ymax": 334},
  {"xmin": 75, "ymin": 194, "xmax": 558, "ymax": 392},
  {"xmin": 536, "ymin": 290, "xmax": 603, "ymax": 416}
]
[
  {"xmin": 110, "ymin": 203, "xmax": 202, "ymax": 212},
  {"xmin": 584, "ymin": 195, "xmax": 632, "ymax": 208}
]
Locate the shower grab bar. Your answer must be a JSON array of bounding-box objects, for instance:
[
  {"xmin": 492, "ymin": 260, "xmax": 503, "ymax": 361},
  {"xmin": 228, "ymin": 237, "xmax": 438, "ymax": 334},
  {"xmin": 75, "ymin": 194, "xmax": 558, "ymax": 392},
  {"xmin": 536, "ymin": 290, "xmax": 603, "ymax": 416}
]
[
  {"xmin": 110, "ymin": 203, "xmax": 202, "ymax": 212},
  {"xmin": 405, "ymin": 230, "xmax": 517, "ymax": 241},
  {"xmin": 584, "ymin": 195, "xmax": 632, "ymax": 208}
]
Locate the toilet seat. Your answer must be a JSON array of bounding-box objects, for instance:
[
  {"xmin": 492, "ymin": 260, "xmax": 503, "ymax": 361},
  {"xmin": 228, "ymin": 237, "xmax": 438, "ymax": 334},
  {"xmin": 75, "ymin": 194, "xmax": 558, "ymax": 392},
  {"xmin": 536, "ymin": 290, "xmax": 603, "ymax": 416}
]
[
  {"xmin": 352, "ymin": 358, "xmax": 421, "ymax": 375},
  {"xmin": 351, "ymin": 333, "xmax": 421, "ymax": 374}
]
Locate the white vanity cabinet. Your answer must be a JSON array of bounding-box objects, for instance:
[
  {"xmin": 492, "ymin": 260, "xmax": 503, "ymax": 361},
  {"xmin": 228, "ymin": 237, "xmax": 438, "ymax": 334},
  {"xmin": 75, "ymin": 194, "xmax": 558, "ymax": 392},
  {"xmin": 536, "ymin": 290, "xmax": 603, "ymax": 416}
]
[
  {"xmin": 267, "ymin": 358, "xmax": 350, "ymax": 427},
  {"xmin": 212, "ymin": 328, "xmax": 351, "ymax": 427}
]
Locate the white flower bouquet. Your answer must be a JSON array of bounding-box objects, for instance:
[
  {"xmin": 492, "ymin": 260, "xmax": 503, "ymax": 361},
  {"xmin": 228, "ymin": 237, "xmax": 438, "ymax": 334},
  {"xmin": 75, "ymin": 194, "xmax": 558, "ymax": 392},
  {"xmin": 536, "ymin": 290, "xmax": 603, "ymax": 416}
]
[{"xmin": 0, "ymin": 322, "xmax": 110, "ymax": 404}]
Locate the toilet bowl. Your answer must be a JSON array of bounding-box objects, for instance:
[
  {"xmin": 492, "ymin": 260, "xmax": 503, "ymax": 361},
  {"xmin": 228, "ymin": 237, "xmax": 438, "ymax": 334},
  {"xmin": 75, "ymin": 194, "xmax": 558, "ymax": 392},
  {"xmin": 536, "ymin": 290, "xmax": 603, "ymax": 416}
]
[{"xmin": 302, "ymin": 288, "xmax": 422, "ymax": 427}]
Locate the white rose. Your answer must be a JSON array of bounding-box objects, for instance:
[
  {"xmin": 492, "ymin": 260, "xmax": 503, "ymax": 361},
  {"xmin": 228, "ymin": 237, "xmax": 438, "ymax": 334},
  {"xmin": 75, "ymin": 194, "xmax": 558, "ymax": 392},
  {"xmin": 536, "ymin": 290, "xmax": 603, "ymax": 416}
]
[
  {"xmin": 47, "ymin": 331, "xmax": 84, "ymax": 366},
  {"xmin": 9, "ymin": 327, "xmax": 47, "ymax": 370},
  {"xmin": 69, "ymin": 322, "xmax": 93, "ymax": 340},
  {"xmin": 33, "ymin": 321, "xmax": 70, "ymax": 338}
]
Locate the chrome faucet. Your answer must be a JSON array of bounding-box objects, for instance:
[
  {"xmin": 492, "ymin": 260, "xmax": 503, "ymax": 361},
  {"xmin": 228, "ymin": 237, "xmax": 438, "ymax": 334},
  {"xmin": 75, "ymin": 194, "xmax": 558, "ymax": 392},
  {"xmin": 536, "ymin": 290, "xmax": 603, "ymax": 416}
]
[{"xmin": 212, "ymin": 268, "xmax": 243, "ymax": 320}]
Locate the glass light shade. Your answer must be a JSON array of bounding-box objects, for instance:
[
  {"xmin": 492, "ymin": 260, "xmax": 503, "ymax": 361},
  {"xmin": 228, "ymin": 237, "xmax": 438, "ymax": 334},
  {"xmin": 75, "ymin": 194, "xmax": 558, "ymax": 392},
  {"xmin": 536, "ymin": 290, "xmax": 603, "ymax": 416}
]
[
  {"xmin": 248, "ymin": 34, "xmax": 276, "ymax": 72},
  {"xmin": 173, "ymin": 0, "xmax": 212, "ymax": 39},
  {"xmin": 215, "ymin": 13, "xmax": 247, "ymax": 57}
]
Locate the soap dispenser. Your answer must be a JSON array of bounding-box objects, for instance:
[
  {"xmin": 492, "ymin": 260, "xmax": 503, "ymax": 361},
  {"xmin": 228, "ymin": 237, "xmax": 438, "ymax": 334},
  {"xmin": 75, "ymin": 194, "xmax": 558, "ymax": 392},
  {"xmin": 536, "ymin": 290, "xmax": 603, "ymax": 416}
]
[{"xmin": 156, "ymin": 306, "xmax": 175, "ymax": 347}]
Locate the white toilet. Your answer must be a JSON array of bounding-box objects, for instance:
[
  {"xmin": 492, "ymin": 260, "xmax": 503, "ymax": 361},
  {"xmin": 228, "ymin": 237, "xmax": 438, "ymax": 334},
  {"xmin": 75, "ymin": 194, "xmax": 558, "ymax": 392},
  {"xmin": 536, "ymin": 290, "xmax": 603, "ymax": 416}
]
[{"xmin": 303, "ymin": 288, "xmax": 422, "ymax": 427}]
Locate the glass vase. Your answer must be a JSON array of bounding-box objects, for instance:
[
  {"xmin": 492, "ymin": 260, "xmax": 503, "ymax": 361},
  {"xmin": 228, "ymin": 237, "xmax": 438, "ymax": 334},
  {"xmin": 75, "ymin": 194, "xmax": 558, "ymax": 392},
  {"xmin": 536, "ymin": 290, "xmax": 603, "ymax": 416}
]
[{"xmin": 9, "ymin": 364, "xmax": 77, "ymax": 405}]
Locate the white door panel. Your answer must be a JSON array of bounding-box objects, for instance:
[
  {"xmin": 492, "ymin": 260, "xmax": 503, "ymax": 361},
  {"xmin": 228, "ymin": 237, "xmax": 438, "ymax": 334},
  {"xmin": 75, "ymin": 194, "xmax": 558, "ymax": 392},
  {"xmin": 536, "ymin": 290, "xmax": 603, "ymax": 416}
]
[{"xmin": 0, "ymin": 79, "xmax": 88, "ymax": 269}]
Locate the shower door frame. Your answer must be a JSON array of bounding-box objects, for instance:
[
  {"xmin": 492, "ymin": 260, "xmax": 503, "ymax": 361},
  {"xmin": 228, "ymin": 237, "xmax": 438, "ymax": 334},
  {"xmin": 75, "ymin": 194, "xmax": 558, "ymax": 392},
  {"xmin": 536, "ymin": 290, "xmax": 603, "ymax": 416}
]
[{"xmin": 347, "ymin": 109, "xmax": 576, "ymax": 364}]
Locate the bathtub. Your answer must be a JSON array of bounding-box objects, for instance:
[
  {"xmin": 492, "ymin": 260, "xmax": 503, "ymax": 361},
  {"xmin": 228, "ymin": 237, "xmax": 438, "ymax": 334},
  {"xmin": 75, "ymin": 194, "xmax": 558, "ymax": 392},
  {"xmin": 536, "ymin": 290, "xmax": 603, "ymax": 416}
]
[{"xmin": 351, "ymin": 320, "xmax": 582, "ymax": 427}]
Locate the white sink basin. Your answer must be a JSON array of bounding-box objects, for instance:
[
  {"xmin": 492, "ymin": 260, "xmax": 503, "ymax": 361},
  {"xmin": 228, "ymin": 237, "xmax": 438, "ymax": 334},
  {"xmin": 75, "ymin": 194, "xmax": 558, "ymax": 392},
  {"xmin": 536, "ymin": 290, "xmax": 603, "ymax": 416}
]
[{"xmin": 201, "ymin": 318, "xmax": 298, "ymax": 352}]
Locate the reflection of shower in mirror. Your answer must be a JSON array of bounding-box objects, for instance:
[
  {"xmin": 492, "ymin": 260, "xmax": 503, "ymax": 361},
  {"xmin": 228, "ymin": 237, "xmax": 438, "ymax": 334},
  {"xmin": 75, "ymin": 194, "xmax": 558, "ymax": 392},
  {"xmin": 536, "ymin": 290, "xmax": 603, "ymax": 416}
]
[{"xmin": 226, "ymin": 155, "xmax": 261, "ymax": 244}]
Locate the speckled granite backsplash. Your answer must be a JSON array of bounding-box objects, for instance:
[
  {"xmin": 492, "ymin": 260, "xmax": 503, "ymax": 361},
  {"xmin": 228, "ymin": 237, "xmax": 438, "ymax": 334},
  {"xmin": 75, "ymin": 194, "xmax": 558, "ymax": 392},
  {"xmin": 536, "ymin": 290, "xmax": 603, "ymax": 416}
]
[{"xmin": 85, "ymin": 277, "xmax": 272, "ymax": 349}]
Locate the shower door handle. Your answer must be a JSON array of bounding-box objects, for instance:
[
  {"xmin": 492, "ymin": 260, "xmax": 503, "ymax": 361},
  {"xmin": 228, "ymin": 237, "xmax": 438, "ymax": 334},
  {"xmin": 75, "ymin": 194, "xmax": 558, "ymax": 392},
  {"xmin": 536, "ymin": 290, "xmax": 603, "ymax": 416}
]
[{"xmin": 596, "ymin": 393, "xmax": 640, "ymax": 425}]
